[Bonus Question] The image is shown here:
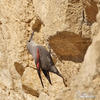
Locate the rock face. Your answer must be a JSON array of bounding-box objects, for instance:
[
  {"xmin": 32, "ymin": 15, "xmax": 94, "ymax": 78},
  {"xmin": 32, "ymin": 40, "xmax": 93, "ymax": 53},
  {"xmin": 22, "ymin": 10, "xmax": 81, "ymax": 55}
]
[
  {"xmin": 49, "ymin": 31, "xmax": 91, "ymax": 62},
  {"xmin": 0, "ymin": 0, "xmax": 100, "ymax": 100}
]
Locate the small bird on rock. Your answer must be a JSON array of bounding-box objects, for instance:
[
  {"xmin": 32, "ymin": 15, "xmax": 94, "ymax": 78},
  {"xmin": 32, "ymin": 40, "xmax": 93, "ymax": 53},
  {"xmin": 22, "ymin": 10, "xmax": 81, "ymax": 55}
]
[{"xmin": 27, "ymin": 32, "xmax": 67, "ymax": 87}]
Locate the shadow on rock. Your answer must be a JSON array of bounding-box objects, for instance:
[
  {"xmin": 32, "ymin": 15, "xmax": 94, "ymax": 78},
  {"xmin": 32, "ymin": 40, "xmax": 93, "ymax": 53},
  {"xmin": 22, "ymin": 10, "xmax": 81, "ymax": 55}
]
[
  {"xmin": 14, "ymin": 62, "xmax": 25, "ymax": 76},
  {"xmin": 22, "ymin": 84, "xmax": 39, "ymax": 97},
  {"xmin": 49, "ymin": 31, "xmax": 92, "ymax": 63}
]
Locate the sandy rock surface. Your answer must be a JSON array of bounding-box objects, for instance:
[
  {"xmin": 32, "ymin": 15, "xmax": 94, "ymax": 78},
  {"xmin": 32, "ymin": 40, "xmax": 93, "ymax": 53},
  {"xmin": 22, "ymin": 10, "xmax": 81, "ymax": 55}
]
[{"xmin": 0, "ymin": 0, "xmax": 100, "ymax": 100}]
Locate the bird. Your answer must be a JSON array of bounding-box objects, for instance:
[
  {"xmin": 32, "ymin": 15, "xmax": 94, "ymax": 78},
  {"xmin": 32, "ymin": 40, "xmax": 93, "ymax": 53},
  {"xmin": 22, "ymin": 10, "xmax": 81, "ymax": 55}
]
[{"xmin": 27, "ymin": 32, "xmax": 67, "ymax": 87}]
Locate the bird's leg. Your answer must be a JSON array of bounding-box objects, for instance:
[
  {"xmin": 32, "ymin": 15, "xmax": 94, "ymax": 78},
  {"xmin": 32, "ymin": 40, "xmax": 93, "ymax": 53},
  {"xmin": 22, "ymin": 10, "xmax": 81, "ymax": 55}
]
[
  {"xmin": 62, "ymin": 76, "xmax": 67, "ymax": 87},
  {"xmin": 55, "ymin": 72, "xmax": 67, "ymax": 87},
  {"xmin": 30, "ymin": 66, "xmax": 37, "ymax": 70},
  {"xmin": 59, "ymin": 74, "xmax": 67, "ymax": 87},
  {"xmin": 26, "ymin": 66, "xmax": 37, "ymax": 70}
]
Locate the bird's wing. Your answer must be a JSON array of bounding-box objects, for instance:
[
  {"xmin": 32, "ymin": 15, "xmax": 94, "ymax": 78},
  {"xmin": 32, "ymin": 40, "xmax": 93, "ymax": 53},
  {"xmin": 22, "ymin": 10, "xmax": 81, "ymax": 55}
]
[
  {"xmin": 33, "ymin": 47, "xmax": 44, "ymax": 87},
  {"xmin": 42, "ymin": 70, "xmax": 52, "ymax": 85},
  {"xmin": 37, "ymin": 69, "xmax": 44, "ymax": 88},
  {"xmin": 38, "ymin": 46, "xmax": 55, "ymax": 70}
]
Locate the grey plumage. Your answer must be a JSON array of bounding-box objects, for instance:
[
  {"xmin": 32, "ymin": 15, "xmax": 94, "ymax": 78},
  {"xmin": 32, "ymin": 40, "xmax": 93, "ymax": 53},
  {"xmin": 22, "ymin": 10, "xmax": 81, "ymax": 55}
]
[{"xmin": 27, "ymin": 32, "xmax": 67, "ymax": 87}]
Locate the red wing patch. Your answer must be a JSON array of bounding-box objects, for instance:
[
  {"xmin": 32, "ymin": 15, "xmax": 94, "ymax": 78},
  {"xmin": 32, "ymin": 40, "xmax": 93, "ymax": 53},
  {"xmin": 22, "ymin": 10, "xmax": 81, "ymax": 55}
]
[
  {"xmin": 37, "ymin": 62, "xmax": 39, "ymax": 69},
  {"xmin": 36, "ymin": 48, "xmax": 40, "ymax": 69}
]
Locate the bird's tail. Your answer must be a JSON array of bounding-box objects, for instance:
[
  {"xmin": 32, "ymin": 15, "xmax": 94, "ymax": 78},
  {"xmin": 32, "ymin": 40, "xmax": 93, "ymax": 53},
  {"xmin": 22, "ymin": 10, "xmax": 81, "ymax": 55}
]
[{"xmin": 50, "ymin": 65, "xmax": 67, "ymax": 87}]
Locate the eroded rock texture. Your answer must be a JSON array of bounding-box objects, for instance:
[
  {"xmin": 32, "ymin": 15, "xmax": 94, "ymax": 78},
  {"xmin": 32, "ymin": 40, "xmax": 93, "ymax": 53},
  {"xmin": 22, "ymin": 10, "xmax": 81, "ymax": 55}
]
[{"xmin": 0, "ymin": 0, "xmax": 99, "ymax": 100}]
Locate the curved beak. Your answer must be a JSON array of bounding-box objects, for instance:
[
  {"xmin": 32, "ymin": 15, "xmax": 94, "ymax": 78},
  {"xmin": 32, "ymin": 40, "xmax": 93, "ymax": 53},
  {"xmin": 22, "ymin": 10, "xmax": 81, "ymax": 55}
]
[{"xmin": 28, "ymin": 32, "xmax": 34, "ymax": 42}]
